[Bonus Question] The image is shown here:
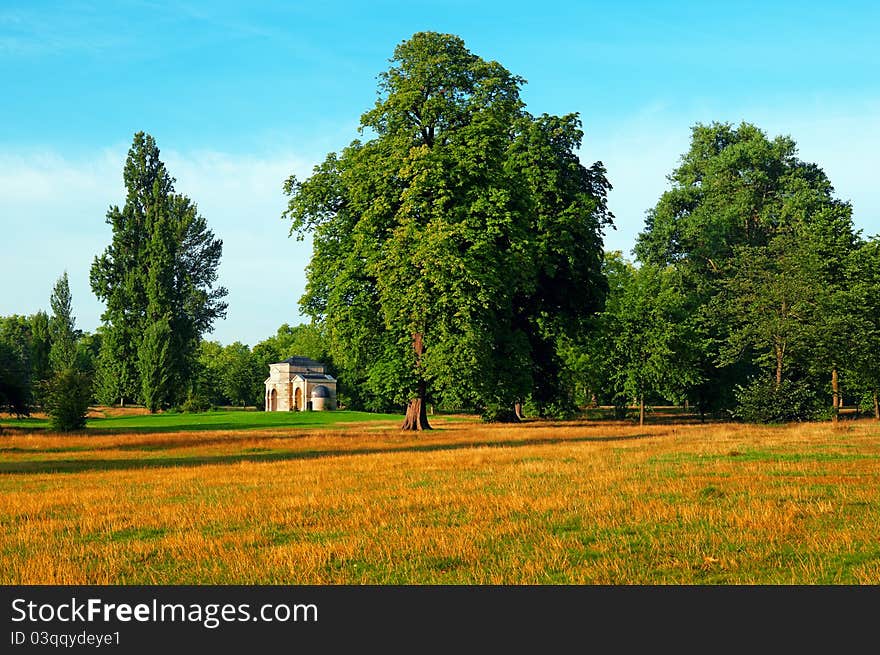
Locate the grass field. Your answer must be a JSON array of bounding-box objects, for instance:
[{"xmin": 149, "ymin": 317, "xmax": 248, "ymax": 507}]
[
  {"xmin": 0, "ymin": 407, "xmax": 407, "ymax": 433},
  {"xmin": 2, "ymin": 408, "xmax": 880, "ymax": 584}
]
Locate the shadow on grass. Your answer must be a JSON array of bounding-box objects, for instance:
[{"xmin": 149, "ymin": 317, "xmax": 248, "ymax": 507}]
[
  {"xmin": 2, "ymin": 420, "xmax": 403, "ymax": 436},
  {"xmin": 0, "ymin": 432, "xmax": 658, "ymax": 475}
]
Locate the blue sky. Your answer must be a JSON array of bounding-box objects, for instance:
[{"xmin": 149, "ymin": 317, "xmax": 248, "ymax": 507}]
[{"xmin": 2, "ymin": 1, "xmax": 879, "ymax": 346}]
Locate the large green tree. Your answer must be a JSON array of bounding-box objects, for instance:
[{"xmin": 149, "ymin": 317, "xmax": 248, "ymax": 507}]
[
  {"xmin": 636, "ymin": 121, "xmax": 859, "ymax": 420},
  {"xmin": 843, "ymin": 237, "xmax": 880, "ymax": 419},
  {"xmin": 284, "ymin": 32, "xmax": 611, "ymax": 429},
  {"xmin": 91, "ymin": 132, "xmax": 228, "ymax": 408}
]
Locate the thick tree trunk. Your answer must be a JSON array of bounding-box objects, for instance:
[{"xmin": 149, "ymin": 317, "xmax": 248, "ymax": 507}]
[
  {"xmin": 831, "ymin": 368, "xmax": 839, "ymax": 426},
  {"xmin": 874, "ymin": 390, "xmax": 879, "ymax": 421},
  {"xmin": 401, "ymin": 382, "xmax": 431, "ymax": 431},
  {"xmin": 639, "ymin": 394, "xmax": 645, "ymax": 427},
  {"xmin": 514, "ymin": 401, "xmax": 523, "ymax": 420},
  {"xmin": 401, "ymin": 332, "xmax": 431, "ymax": 431}
]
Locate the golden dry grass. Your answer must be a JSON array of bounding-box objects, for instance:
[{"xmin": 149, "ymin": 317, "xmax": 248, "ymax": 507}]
[{"xmin": 2, "ymin": 416, "xmax": 880, "ymax": 584}]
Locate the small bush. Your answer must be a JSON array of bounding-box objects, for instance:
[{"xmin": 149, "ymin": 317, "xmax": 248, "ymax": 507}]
[
  {"xmin": 537, "ymin": 401, "xmax": 578, "ymax": 420},
  {"xmin": 520, "ymin": 396, "xmax": 578, "ymax": 421},
  {"xmin": 180, "ymin": 392, "xmax": 212, "ymax": 413},
  {"xmin": 44, "ymin": 368, "xmax": 92, "ymax": 432},
  {"xmin": 481, "ymin": 403, "xmax": 521, "ymax": 423},
  {"xmin": 732, "ymin": 377, "xmax": 823, "ymax": 424}
]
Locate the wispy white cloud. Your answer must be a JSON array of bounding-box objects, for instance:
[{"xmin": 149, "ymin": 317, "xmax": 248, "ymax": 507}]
[{"xmin": 0, "ymin": 5, "xmax": 129, "ymax": 56}]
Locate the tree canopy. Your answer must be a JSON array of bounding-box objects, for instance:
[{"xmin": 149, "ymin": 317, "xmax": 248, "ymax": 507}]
[
  {"xmin": 284, "ymin": 32, "xmax": 612, "ymax": 429},
  {"xmin": 634, "ymin": 121, "xmax": 867, "ymax": 422},
  {"xmin": 90, "ymin": 132, "xmax": 228, "ymax": 411}
]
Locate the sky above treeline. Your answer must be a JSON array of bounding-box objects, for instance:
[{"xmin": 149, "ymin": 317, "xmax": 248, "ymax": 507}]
[{"xmin": 2, "ymin": 0, "xmax": 878, "ymax": 347}]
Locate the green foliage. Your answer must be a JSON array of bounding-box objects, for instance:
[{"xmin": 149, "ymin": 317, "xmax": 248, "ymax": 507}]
[
  {"xmin": 218, "ymin": 342, "xmax": 260, "ymax": 407},
  {"xmin": 139, "ymin": 317, "xmax": 173, "ymax": 413},
  {"xmin": 49, "ymin": 271, "xmax": 78, "ymax": 373},
  {"xmin": 731, "ymin": 377, "xmax": 823, "ymax": 424},
  {"xmin": 841, "ymin": 238, "xmax": 880, "ymax": 410},
  {"xmin": 563, "ymin": 252, "xmax": 700, "ymax": 422},
  {"xmin": 480, "ymin": 403, "xmax": 521, "ymax": 423},
  {"xmin": 179, "ymin": 390, "xmax": 213, "ymax": 413},
  {"xmin": 92, "ymin": 326, "xmax": 136, "ymax": 406},
  {"xmin": 74, "ymin": 331, "xmax": 102, "ymax": 381},
  {"xmin": 0, "ymin": 340, "xmax": 30, "ymax": 417},
  {"xmin": 635, "ymin": 121, "xmax": 863, "ymax": 420},
  {"xmin": 91, "ymin": 131, "xmax": 227, "ymax": 407},
  {"xmin": 28, "ymin": 311, "xmax": 51, "ymax": 402},
  {"xmin": 0, "ymin": 316, "xmax": 33, "ymax": 415},
  {"xmin": 711, "ymin": 232, "xmax": 822, "ymax": 384},
  {"xmin": 284, "ymin": 32, "xmax": 611, "ymax": 425},
  {"xmin": 260, "ymin": 323, "xmax": 329, "ymax": 362},
  {"xmin": 43, "ymin": 368, "xmax": 92, "ymax": 432}
]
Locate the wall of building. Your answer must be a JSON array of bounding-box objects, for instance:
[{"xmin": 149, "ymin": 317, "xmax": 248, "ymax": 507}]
[{"xmin": 265, "ymin": 364, "xmax": 337, "ymax": 411}]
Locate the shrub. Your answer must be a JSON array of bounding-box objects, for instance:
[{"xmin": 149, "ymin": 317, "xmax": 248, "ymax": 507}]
[
  {"xmin": 481, "ymin": 403, "xmax": 521, "ymax": 423},
  {"xmin": 44, "ymin": 368, "xmax": 92, "ymax": 432},
  {"xmin": 732, "ymin": 377, "xmax": 823, "ymax": 424},
  {"xmin": 180, "ymin": 392, "xmax": 212, "ymax": 413}
]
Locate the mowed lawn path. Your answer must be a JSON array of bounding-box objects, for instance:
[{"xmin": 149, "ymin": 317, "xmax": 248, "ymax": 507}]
[{"xmin": 2, "ymin": 410, "xmax": 880, "ymax": 584}]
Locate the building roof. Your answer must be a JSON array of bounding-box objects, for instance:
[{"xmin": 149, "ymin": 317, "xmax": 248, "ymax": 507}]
[{"xmin": 295, "ymin": 373, "xmax": 336, "ymax": 381}]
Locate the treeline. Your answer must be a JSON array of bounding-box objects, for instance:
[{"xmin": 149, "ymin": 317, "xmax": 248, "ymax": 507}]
[
  {"xmin": 184, "ymin": 323, "xmax": 330, "ymax": 410},
  {"xmin": 0, "ymin": 130, "xmax": 333, "ymax": 426},
  {"xmin": 3, "ymin": 32, "xmax": 878, "ymax": 430},
  {"xmin": 1, "ymin": 132, "xmax": 230, "ymax": 427},
  {"xmin": 0, "ymin": 274, "xmax": 95, "ymax": 428},
  {"xmin": 600, "ymin": 121, "xmax": 879, "ymax": 425},
  {"xmin": 284, "ymin": 32, "xmax": 879, "ymax": 427},
  {"xmin": 302, "ymin": 119, "xmax": 880, "ymax": 425},
  {"xmin": 0, "ymin": 311, "xmax": 328, "ymax": 418}
]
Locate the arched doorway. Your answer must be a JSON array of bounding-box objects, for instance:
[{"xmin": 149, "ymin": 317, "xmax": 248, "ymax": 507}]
[
  {"xmin": 269, "ymin": 388, "xmax": 277, "ymax": 412},
  {"xmin": 294, "ymin": 387, "xmax": 302, "ymax": 411}
]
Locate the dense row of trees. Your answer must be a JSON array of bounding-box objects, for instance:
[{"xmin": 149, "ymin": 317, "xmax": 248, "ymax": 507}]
[
  {"xmin": 0, "ymin": 306, "xmax": 327, "ymax": 424},
  {"xmin": 559, "ymin": 123, "xmax": 880, "ymax": 425},
  {"xmin": 2, "ymin": 31, "xmax": 877, "ymax": 430},
  {"xmin": 0, "ymin": 274, "xmax": 95, "ymax": 428},
  {"xmin": 189, "ymin": 323, "xmax": 329, "ymax": 410}
]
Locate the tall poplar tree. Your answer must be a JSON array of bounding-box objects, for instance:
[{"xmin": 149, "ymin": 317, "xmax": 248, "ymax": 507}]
[{"xmin": 91, "ymin": 132, "xmax": 228, "ymax": 408}]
